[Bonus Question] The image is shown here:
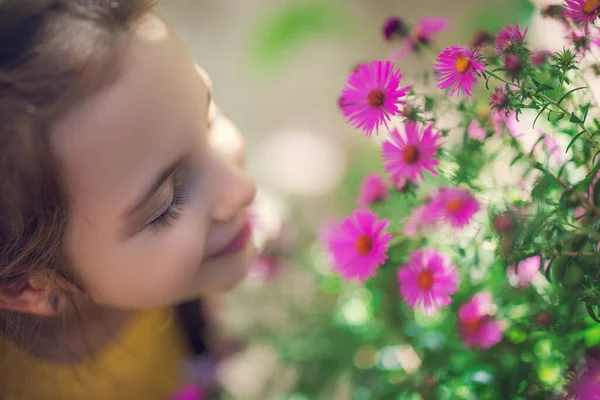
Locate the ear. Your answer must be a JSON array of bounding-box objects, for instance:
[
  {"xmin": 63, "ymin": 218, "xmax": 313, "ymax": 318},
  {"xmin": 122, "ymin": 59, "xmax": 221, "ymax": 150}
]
[{"xmin": 0, "ymin": 274, "xmax": 65, "ymax": 316}]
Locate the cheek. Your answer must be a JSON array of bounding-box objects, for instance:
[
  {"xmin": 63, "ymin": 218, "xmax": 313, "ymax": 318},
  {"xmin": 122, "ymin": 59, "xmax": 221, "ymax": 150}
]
[{"xmin": 71, "ymin": 214, "xmax": 207, "ymax": 309}]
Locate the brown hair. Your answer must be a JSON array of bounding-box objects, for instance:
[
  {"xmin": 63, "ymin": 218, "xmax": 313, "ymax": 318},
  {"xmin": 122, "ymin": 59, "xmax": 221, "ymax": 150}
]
[{"xmin": 0, "ymin": 0, "xmax": 210, "ymax": 357}]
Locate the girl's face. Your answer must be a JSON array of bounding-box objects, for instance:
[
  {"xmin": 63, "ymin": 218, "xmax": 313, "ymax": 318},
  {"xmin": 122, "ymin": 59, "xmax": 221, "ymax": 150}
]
[{"xmin": 51, "ymin": 15, "xmax": 257, "ymax": 309}]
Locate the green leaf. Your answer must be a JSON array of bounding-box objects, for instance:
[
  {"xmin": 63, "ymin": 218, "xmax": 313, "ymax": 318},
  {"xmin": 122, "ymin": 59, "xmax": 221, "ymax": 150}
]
[
  {"xmin": 533, "ymin": 103, "xmax": 550, "ymax": 128},
  {"xmin": 569, "ymin": 112, "xmax": 583, "ymax": 124},
  {"xmin": 582, "ymin": 103, "xmax": 591, "ymax": 123},
  {"xmin": 548, "ymin": 111, "xmax": 565, "ymax": 124},
  {"xmin": 557, "ymin": 86, "xmax": 587, "ymax": 106},
  {"xmin": 566, "ymin": 130, "xmax": 587, "ymax": 153}
]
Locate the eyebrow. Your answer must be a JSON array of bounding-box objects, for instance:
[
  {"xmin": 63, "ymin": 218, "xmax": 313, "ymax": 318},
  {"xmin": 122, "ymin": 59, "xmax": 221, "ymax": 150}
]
[{"xmin": 124, "ymin": 155, "xmax": 187, "ymax": 219}]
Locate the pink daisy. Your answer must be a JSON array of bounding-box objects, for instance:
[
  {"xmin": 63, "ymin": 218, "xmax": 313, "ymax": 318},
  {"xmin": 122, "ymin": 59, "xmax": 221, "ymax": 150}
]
[
  {"xmin": 467, "ymin": 120, "xmax": 486, "ymax": 142},
  {"xmin": 563, "ymin": 0, "xmax": 600, "ymax": 27},
  {"xmin": 458, "ymin": 292, "xmax": 503, "ymax": 349},
  {"xmin": 341, "ymin": 60, "xmax": 411, "ymax": 137},
  {"xmin": 495, "ymin": 25, "xmax": 528, "ymax": 55},
  {"xmin": 357, "ymin": 173, "xmax": 389, "ymax": 208},
  {"xmin": 397, "ymin": 249, "xmax": 460, "ymax": 315},
  {"xmin": 381, "ymin": 121, "xmax": 442, "ymax": 184},
  {"xmin": 327, "ymin": 209, "xmax": 392, "ymax": 281},
  {"xmin": 428, "ymin": 187, "xmax": 481, "ymax": 229},
  {"xmin": 434, "ymin": 46, "xmax": 486, "ymax": 97},
  {"xmin": 390, "ymin": 17, "xmax": 449, "ymax": 60}
]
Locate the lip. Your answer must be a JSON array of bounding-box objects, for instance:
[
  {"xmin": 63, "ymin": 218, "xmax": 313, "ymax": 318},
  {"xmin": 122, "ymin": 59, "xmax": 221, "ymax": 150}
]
[{"xmin": 206, "ymin": 221, "xmax": 253, "ymax": 260}]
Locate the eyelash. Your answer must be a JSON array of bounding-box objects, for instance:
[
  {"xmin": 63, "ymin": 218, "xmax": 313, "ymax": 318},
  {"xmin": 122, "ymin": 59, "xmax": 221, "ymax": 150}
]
[{"xmin": 148, "ymin": 168, "xmax": 191, "ymax": 229}]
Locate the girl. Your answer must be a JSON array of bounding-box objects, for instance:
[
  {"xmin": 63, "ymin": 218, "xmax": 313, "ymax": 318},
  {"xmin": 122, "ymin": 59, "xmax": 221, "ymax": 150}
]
[{"xmin": 0, "ymin": 1, "xmax": 257, "ymax": 399}]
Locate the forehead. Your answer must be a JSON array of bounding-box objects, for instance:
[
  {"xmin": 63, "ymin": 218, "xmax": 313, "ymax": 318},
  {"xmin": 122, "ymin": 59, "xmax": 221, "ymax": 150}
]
[{"xmin": 51, "ymin": 16, "xmax": 208, "ymax": 218}]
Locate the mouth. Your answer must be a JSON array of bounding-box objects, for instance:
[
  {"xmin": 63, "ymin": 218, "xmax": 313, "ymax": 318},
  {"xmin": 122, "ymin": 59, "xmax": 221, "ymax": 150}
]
[{"xmin": 205, "ymin": 221, "xmax": 253, "ymax": 260}]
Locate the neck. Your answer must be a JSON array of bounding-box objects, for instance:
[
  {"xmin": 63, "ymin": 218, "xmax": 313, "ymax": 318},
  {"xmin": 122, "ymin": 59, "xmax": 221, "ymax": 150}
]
[{"xmin": 4, "ymin": 295, "xmax": 135, "ymax": 363}]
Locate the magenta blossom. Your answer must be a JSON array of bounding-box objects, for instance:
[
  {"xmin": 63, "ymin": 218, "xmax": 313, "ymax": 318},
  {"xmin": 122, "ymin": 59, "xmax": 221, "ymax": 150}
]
[
  {"xmin": 458, "ymin": 292, "xmax": 503, "ymax": 349},
  {"xmin": 434, "ymin": 46, "xmax": 486, "ymax": 97},
  {"xmin": 495, "ymin": 25, "xmax": 528, "ymax": 55},
  {"xmin": 382, "ymin": 121, "xmax": 442, "ymax": 184},
  {"xmin": 467, "ymin": 120, "xmax": 486, "ymax": 142},
  {"xmin": 427, "ymin": 187, "xmax": 481, "ymax": 229},
  {"xmin": 390, "ymin": 17, "xmax": 449, "ymax": 60},
  {"xmin": 566, "ymin": 358, "xmax": 600, "ymax": 399},
  {"xmin": 397, "ymin": 249, "xmax": 460, "ymax": 315},
  {"xmin": 326, "ymin": 209, "xmax": 392, "ymax": 281},
  {"xmin": 530, "ymin": 50, "xmax": 553, "ymax": 67},
  {"xmin": 172, "ymin": 384, "xmax": 205, "ymax": 400},
  {"xmin": 341, "ymin": 60, "xmax": 411, "ymax": 137},
  {"xmin": 357, "ymin": 173, "xmax": 389, "ymax": 208},
  {"xmin": 563, "ymin": 0, "xmax": 600, "ymax": 27},
  {"xmin": 382, "ymin": 17, "xmax": 407, "ymax": 41}
]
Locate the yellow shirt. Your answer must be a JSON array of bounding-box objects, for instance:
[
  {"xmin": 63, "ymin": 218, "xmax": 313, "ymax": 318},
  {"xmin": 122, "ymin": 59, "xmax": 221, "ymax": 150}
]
[{"xmin": 0, "ymin": 309, "xmax": 188, "ymax": 400}]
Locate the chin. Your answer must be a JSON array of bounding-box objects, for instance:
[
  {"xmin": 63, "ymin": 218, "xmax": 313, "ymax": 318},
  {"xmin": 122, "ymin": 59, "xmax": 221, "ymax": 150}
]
[{"xmin": 195, "ymin": 243, "xmax": 257, "ymax": 295}]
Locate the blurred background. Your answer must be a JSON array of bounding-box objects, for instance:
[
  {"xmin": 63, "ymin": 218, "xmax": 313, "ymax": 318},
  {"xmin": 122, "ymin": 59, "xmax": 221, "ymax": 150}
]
[{"xmin": 156, "ymin": 1, "xmax": 565, "ymax": 399}]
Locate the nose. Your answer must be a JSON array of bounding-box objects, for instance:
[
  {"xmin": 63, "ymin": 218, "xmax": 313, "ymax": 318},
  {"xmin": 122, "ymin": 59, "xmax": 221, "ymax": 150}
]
[{"xmin": 209, "ymin": 153, "xmax": 257, "ymax": 223}]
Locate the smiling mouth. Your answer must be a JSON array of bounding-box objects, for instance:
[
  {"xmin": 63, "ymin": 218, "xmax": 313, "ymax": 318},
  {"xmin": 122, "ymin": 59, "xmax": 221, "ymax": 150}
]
[{"xmin": 205, "ymin": 221, "xmax": 253, "ymax": 260}]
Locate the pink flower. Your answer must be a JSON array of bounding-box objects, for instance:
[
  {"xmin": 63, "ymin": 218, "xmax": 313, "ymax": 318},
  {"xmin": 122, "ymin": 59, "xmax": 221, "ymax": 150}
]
[
  {"xmin": 495, "ymin": 25, "xmax": 528, "ymax": 55},
  {"xmin": 397, "ymin": 249, "xmax": 460, "ymax": 315},
  {"xmin": 382, "ymin": 121, "xmax": 442, "ymax": 184},
  {"xmin": 563, "ymin": 0, "xmax": 600, "ymax": 27},
  {"xmin": 467, "ymin": 120, "xmax": 486, "ymax": 142},
  {"xmin": 543, "ymin": 134, "xmax": 565, "ymax": 165},
  {"xmin": 458, "ymin": 292, "xmax": 503, "ymax": 349},
  {"xmin": 403, "ymin": 204, "xmax": 438, "ymax": 236},
  {"xmin": 434, "ymin": 46, "xmax": 485, "ymax": 97},
  {"xmin": 326, "ymin": 209, "xmax": 392, "ymax": 281},
  {"xmin": 506, "ymin": 256, "xmax": 546, "ymax": 288},
  {"xmin": 357, "ymin": 173, "xmax": 389, "ymax": 208},
  {"xmin": 566, "ymin": 360, "xmax": 600, "ymax": 399},
  {"xmin": 428, "ymin": 187, "xmax": 481, "ymax": 229},
  {"xmin": 530, "ymin": 50, "xmax": 552, "ymax": 67},
  {"xmin": 382, "ymin": 17, "xmax": 407, "ymax": 41},
  {"xmin": 390, "ymin": 17, "xmax": 449, "ymax": 60},
  {"xmin": 171, "ymin": 384, "xmax": 205, "ymax": 400},
  {"xmin": 341, "ymin": 60, "xmax": 411, "ymax": 137}
]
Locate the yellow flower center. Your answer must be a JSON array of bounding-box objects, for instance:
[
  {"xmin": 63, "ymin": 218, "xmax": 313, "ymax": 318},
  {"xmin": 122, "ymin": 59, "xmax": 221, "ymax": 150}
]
[
  {"xmin": 417, "ymin": 270, "xmax": 434, "ymax": 290},
  {"xmin": 447, "ymin": 199, "xmax": 463, "ymax": 213},
  {"xmin": 455, "ymin": 55, "xmax": 470, "ymax": 74},
  {"xmin": 367, "ymin": 89, "xmax": 386, "ymax": 109},
  {"xmin": 355, "ymin": 234, "xmax": 373, "ymax": 255},
  {"xmin": 403, "ymin": 145, "xmax": 420, "ymax": 164},
  {"xmin": 584, "ymin": 0, "xmax": 599, "ymax": 14}
]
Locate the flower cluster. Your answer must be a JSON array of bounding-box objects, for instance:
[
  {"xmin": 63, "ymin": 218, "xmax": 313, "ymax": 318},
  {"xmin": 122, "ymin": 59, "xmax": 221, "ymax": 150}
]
[{"xmin": 323, "ymin": 1, "xmax": 600, "ymax": 398}]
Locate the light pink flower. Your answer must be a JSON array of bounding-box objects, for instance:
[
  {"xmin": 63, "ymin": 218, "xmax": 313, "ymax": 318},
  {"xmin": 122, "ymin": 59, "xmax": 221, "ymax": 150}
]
[
  {"xmin": 341, "ymin": 60, "xmax": 411, "ymax": 137},
  {"xmin": 390, "ymin": 17, "xmax": 449, "ymax": 60},
  {"xmin": 397, "ymin": 249, "xmax": 460, "ymax": 315},
  {"xmin": 382, "ymin": 121, "xmax": 442, "ymax": 184},
  {"xmin": 403, "ymin": 204, "xmax": 438, "ymax": 236},
  {"xmin": 326, "ymin": 210, "xmax": 392, "ymax": 281},
  {"xmin": 458, "ymin": 292, "xmax": 503, "ymax": 349},
  {"xmin": 543, "ymin": 134, "xmax": 565, "ymax": 165},
  {"xmin": 357, "ymin": 173, "xmax": 389, "ymax": 208},
  {"xmin": 427, "ymin": 187, "xmax": 481, "ymax": 229},
  {"xmin": 467, "ymin": 120, "xmax": 486, "ymax": 142},
  {"xmin": 434, "ymin": 46, "xmax": 486, "ymax": 97},
  {"xmin": 495, "ymin": 25, "xmax": 528, "ymax": 55},
  {"xmin": 506, "ymin": 256, "xmax": 547, "ymax": 288}
]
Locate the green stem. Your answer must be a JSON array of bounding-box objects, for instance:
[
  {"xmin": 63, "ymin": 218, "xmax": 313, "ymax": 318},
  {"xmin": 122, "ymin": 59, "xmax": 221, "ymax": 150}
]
[{"xmin": 485, "ymin": 69, "xmax": 599, "ymax": 150}]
